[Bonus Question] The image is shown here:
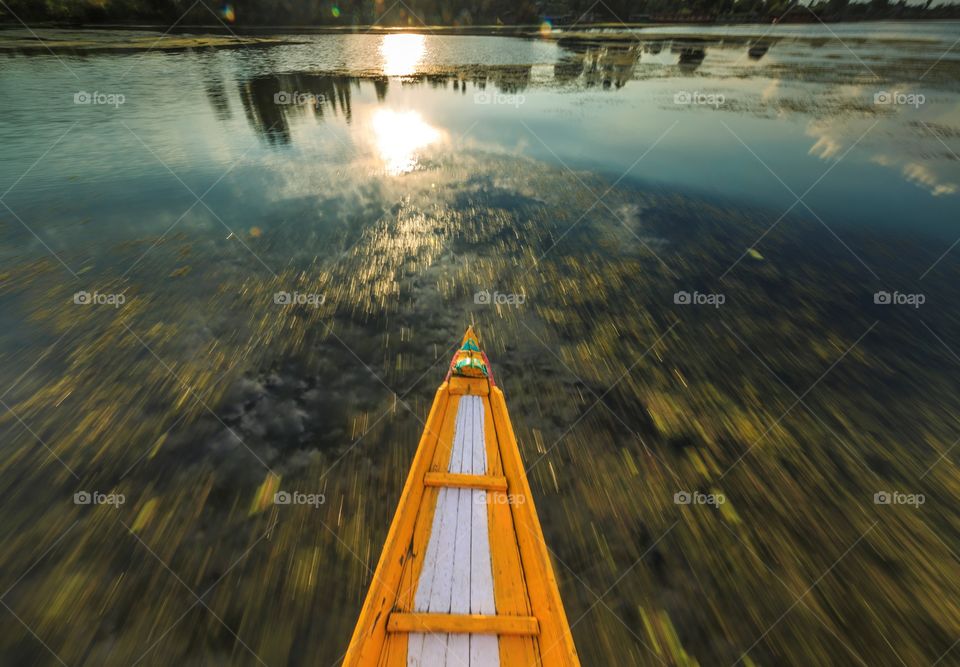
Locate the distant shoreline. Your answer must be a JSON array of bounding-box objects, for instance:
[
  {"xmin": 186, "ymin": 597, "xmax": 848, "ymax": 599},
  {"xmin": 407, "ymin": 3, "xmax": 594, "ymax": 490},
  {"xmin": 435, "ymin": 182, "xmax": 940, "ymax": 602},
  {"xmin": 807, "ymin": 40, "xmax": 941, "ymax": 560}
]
[
  {"xmin": 1, "ymin": 19, "xmax": 956, "ymax": 54},
  {"xmin": 0, "ymin": 31, "xmax": 300, "ymax": 54},
  {"xmin": 2, "ymin": 18, "xmax": 959, "ymax": 35}
]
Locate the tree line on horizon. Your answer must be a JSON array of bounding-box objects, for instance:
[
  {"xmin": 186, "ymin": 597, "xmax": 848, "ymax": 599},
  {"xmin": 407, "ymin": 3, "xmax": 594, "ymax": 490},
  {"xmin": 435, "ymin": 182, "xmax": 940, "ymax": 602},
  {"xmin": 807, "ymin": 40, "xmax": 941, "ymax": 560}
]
[{"xmin": 3, "ymin": 0, "xmax": 959, "ymax": 26}]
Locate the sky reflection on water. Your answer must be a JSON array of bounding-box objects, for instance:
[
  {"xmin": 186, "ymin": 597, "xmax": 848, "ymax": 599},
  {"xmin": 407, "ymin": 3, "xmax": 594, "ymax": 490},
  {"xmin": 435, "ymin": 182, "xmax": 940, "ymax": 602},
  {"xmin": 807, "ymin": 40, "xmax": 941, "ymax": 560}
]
[{"xmin": 1, "ymin": 26, "xmax": 957, "ymax": 271}]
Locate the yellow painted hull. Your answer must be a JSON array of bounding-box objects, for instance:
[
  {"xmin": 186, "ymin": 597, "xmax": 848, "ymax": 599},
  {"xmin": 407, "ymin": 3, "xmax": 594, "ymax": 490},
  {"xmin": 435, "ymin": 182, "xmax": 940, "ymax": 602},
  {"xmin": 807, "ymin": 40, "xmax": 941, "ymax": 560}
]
[{"xmin": 343, "ymin": 329, "xmax": 580, "ymax": 666}]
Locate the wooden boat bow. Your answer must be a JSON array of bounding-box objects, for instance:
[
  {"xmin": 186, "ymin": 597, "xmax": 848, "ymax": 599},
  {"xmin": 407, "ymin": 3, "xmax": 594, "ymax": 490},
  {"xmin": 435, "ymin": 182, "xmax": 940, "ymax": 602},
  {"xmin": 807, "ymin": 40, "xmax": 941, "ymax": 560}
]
[{"xmin": 343, "ymin": 327, "xmax": 580, "ymax": 666}]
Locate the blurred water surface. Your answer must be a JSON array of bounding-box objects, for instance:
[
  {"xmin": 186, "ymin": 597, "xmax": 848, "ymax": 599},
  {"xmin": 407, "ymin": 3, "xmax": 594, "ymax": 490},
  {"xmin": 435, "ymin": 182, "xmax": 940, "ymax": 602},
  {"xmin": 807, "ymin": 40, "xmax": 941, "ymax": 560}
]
[{"xmin": 1, "ymin": 23, "xmax": 959, "ymax": 666}]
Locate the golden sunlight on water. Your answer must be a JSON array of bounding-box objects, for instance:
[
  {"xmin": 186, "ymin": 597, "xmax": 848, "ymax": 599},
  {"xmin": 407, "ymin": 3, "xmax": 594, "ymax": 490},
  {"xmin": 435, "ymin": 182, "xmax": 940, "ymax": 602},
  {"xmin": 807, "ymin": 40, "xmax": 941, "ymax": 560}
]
[
  {"xmin": 371, "ymin": 109, "xmax": 440, "ymax": 174},
  {"xmin": 380, "ymin": 33, "xmax": 425, "ymax": 76}
]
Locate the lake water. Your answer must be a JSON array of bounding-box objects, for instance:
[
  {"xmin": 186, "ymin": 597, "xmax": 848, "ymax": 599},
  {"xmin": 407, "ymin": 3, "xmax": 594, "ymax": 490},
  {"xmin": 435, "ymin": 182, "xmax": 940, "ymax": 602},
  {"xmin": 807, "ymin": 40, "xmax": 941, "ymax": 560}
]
[{"xmin": 1, "ymin": 23, "xmax": 959, "ymax": 667}]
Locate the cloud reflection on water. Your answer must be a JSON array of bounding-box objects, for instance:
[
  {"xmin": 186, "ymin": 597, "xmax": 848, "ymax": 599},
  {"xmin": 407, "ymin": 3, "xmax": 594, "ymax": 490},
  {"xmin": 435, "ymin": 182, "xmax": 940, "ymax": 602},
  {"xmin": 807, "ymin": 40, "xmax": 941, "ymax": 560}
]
[{"xmin": 225, "ymin": 36, "xmax": 957, "ymax": 233}]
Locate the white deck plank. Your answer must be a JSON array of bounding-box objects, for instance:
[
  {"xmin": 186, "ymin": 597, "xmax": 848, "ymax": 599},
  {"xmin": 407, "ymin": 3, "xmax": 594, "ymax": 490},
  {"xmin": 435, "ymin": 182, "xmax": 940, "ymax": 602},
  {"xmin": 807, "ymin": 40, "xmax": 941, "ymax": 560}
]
[
  {"xmin": 407, "ymin": 635, "xmax": 425, "ymax": 666},
  {"xmin": 463, "ymin": 395, "xmax": 475, "ymax": 474},
  {"xmin": 469, "ymin": 489, "xmax": 496, "ymax": 614},
  {"xmin": 406, "ymin": 634, "xmax": 427, "ymax": 667},
  {"xmin": 451, "ymin": 489, "xmax": 473, "ymax": 614},
  {"xmin": 448, "ymin": 396, "xmax": 468, "ymax": 476},
  {"xmin": 409, "ymin": 394, "xmax": 500, "ymax": 667},
  {"xmin": 415, "ymin": 402, "xmax": 464, "ymax": 614},
  {"xmin": 413, "ymin": 488, "xmax": 445, "ymax": 609},
  {"xmin": 422, "ymin": 486, "xmax": 457, "ymax": 664},
  {"xmin": 420, "ymin": 397, "xmax": 471, "ymax": 664},
  {"xmin": 427, "ymin": 492, "xmax": 460, "ymax": 612},
  {"xmin": 471, "ymin": 395, "xmax": 486, "ymax": 475},
  {"xmin": 469, "ymin": 487, "xmax": 498, "ymax": 667},
  {"xmin": 469, "ymin": 635, "xmax": 500, "ymax": 667},
  {"xmin": 468, "ymin": 396, "xmax": 499, "ymax": 666},
  {"xmin": 409, "ymin": 484, "xmax": 453, "ymax": 665},
  {"xmin": 446, "ymin": 488, "xmax": 473, "ymax": 665},
  {"xmin": 419, "ymin": 633, "xmax": 448, "ymax": 666},
  {"xmin": 447, "ymin": 398, "xmax": 477, "ymax": 665}
]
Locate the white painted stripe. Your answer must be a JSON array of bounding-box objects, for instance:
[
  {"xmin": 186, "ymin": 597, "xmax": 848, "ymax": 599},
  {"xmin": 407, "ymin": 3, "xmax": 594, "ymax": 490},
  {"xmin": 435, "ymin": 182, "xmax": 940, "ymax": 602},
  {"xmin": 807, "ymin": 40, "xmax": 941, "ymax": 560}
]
[{"xmin": 409, "ymin": 394, "xmax": 500, "ymax": 666}]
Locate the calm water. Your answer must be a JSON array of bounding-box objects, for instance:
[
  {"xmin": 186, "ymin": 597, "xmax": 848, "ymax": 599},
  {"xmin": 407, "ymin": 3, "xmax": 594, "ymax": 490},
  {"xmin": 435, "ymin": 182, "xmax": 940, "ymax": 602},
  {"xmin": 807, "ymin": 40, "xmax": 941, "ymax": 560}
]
[{"xmin": 1, "ymin": 23, "xmax": 960, "ymax": 667}]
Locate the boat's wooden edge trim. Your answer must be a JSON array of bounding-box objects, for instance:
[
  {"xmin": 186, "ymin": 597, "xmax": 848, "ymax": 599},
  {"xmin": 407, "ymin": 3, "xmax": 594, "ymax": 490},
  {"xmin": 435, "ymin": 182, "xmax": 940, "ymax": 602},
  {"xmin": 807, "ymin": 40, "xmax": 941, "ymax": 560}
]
[
  {"xmin": 429, "ymin": 394, "xmax": 460, "ymax": 474},
  {"xmin": 423, "ymin": 471, "xmax": 507, "ymax": 491},
  {"xmin": 342, "ymin": 383, "xmax": 451, "ymax": 667},
  {"xmin": 448, "ymin": 376, "xmax": 490, "ymax": 395},
  {"xmin": 490, "ymin": 386, "xmax": 581, "ymax": 667},
  {"xmin": 387, "ymin": 613, "xmax": 540, "ymax": 636}
]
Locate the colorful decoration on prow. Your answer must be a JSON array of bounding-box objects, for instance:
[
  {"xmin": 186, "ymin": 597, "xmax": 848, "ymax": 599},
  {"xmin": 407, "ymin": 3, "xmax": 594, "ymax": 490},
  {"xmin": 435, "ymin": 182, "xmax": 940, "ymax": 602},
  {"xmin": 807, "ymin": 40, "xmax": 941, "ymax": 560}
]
[{"xmin": 450, "ymin": 326, "xmax": 489, "ymax": 378}]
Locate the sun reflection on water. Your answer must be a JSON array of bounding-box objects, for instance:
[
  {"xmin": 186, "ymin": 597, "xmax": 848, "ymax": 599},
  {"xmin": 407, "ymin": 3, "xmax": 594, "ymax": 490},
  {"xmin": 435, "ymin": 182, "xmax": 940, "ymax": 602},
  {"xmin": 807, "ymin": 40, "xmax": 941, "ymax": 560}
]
[
  {"xmin": 380, "ymin": 33, "xmax": 426, "ymax": 76},
  {"xmin": 371, "ymin": 109, "xmax": 440, "ymax": 175}
]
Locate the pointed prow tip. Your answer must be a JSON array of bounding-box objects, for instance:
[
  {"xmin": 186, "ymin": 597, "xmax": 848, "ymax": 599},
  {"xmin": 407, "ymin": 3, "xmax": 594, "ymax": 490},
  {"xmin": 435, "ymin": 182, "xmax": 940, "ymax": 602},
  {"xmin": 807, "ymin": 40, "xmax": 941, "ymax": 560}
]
[
  {"xmin": 449, "ymin": 326, "xmax": 492, "ymax": 381},
  {"xmin": 461, "ymin": 325, "xmax": 480, "ymax": 350}
]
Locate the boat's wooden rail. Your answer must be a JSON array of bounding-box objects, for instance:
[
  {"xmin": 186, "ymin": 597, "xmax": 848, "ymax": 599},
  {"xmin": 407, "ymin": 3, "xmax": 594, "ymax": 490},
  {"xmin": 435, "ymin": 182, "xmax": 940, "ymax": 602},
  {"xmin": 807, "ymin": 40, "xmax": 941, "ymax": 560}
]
[
  {"xmin": 422, "ymin": 471, "xmax": 508, "ymax": 491},
  {"xmin": 387, "ymin": 613, "xmax": 540, "ymax": 636}
]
